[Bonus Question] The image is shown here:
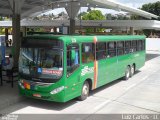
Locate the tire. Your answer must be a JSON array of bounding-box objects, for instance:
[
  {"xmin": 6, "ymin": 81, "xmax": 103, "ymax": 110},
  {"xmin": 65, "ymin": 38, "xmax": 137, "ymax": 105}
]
[
  {"xmin": 130, "ymin": 65, "xmax": 135, "ymax": 77},
  {"xmin": 78, "ymin": 81, "xmax": 89, "ymax": 101},
  {"xmin": 124, "ymin": 66, "xmax": 130, "ymax": 80}
]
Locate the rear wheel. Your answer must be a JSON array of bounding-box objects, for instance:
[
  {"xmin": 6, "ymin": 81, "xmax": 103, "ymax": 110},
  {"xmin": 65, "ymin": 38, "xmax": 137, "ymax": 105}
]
[
  {"xmin": 124, "ymin": 66, "xmax": 130, "ymax": 80},
  {"xmin": 78, "ymin": 81, "xmax": 89, "ymax": 101},
  {"xmin": 130, "ymin": 65, "xmax": 135, "ymax": 77}
]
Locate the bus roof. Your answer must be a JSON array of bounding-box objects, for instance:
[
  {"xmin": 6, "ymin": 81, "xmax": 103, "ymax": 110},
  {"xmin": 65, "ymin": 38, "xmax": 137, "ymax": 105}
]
[{"xmin": 24, "ymin": 35, "xmax": 146, "ymax": 44}]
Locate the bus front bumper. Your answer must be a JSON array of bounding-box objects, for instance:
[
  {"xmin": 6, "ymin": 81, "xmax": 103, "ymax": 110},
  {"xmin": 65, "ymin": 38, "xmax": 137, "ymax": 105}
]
[{"xmin": 18, "ymin": 85, "xmax": 65, "ymax": 102}]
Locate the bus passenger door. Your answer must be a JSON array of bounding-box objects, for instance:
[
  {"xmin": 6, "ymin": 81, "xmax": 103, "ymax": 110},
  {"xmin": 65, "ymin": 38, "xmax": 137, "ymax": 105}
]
[
  {"xmin": 105, "ymin": 57, "xmax": 118, "ymax": 83},
  {"xmin": 65, "ymin": 44, "xmax": 81, "ymax": 100},
  {"xmin": 116, "ymin": 41, "xmax": 126, "ymax": 78},
  {"xmin": 105, "ymin": 42, "xmax": 118, "ymax": 82}
]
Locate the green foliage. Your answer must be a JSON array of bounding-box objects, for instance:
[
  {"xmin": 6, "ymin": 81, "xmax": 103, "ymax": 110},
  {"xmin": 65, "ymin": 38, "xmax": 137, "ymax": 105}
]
[
  {"xmin": 105, "ymin": 13, "xmax": 130, "ymax": 20},
  {"xmin": 0, "ymin": 16, "xmax": 2, "ymax": 21},
  {"xmin": 130, "ymin": 2, "xmax": 160, "ymax": 35},
  {"xmin": 78, "ymin": 12, "xmax": 87, "ymax": 19},
  {"xmin": 131, "ymin": 1, "xmax": 160, "ymax": 20},
  {"xmin": 143, "ymin": 29, "xmax": 152, "ymax": 37},
  {"xmin": 81, "ymin": 10, "xmax": 106, "ymax": 33},
  {"xmin": 34, "ymin": 28, "xmax": 45, "ymax": 32},
  {"xmin": 27, "ymin": 28, "xmax": 45, "ymax": 33},
  {"xmin": 140, "ymin": 1, "xmax": 160, "ymax": 35},
  {"xmin": 141, "ymin": 1, "xmax": 160, "ymax": 19},
  {"xmin": 82, "ymin": 10, "xmax": 106, "ymax": 20},
  {"xmin": 0, "ymin": 28, "xmax": 5, "ymax": 35},
  {"xmin": 130, "ymin": 15, "xmax": 140, "ymax": 20},
  {"xmin": 0, "ymin": 16, "xmax": 12, "ymax": 35},
  {"xmin": 0, "ymin": 27, "xmax": 12, "ymax": 35}
]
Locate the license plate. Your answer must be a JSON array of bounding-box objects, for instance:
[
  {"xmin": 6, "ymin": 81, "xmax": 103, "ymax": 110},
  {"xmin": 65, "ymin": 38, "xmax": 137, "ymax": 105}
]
[{"xmin": 33, "ymin": 94, "xmax": 41, "ymax": 98}]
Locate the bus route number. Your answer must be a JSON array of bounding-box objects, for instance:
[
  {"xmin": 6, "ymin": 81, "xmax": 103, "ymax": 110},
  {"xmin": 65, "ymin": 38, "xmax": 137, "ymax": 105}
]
[{"xmin": 71, "ymin": 38, "xmax": 76, "ymax": 43}]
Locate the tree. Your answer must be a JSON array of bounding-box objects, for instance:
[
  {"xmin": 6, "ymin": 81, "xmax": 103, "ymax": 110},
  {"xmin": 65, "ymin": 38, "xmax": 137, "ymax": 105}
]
[
  {"xmin": 82, "ymin": 10, "xmax": 106, "ymax": 21},
  {"xmin": 0, "ymin": 16, "xmax": 12, "ymax": 35},
  {"xmin": 131, "ymin": 1, "xmax": 160, "ymax": 20},
  {"xmin": 0, "ymin": 16, "xmax": 3, "ymax": 21},
  {"xmin": 141, "ymin": 1, "xmax": 160, "ymax": 36},
  {"xmin": 81, "ymin": 10, "xmax": 106, "ymax": 33},
  {"xmin": 141, "ymin": 1, "xmax": 160, "ymax": 20},
  {"xmin": 130, "ymin": 1, "xmax": 160, "ymax": 36},
  {"xmin": 105, "ymin": 13, "xmax": 130, "ymax": 20},
  {"xmin": 77, "ymin": 12, "xmax": 87, "ymax": 20}
]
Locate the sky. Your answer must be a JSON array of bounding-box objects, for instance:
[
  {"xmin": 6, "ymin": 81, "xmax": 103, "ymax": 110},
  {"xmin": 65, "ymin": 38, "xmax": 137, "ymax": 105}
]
[{"xmin": 42, "ymin": 0, "xmax": 159, "ymax": 16}]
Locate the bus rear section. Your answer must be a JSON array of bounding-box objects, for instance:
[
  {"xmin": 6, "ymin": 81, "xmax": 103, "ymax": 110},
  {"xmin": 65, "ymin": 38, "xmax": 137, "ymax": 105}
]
[{"xmin": 70, "ymin": 36, "xmax": 146, "ymax": 94}]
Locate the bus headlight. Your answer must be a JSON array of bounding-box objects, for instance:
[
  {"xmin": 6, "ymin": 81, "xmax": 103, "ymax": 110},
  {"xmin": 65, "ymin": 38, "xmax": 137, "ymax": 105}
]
[
  {"xmin": 18, "ymin": 81, "xmax": 25, "ymax": 89},
  {"xmin": 50, "ymin": 86, "xmax": 65, "ymax": 95}
]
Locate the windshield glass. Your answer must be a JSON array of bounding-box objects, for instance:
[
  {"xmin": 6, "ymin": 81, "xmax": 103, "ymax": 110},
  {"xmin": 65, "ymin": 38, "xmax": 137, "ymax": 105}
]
[{"xmin": 19, "ymin": 40, "xmax": 63, "ymax": 83}]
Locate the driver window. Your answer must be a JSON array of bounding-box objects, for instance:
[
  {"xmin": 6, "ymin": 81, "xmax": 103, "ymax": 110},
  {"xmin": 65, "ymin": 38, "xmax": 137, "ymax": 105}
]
[{"xmin": 67, "ymin": 44, "xmax": 79, "ymax": 77}]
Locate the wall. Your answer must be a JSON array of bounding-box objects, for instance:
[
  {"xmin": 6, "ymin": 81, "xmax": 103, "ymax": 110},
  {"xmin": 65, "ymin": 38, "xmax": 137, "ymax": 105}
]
[{"xmin": 146, "ymin": 38, "xmax": 160, "ymax": 51}]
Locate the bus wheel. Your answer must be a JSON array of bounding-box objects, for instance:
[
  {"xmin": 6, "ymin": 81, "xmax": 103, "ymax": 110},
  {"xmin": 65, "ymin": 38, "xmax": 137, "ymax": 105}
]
[
  {"xmin": 78, "ymin": 81, "xmax": 89, "ymax": 101},
  {"xmin": 124, "ymin": 66, "xmax": 130, "ymax": 80},
  {"xmin": 130, "ymin": 65, "xmax": 135, "ymax": 77}
]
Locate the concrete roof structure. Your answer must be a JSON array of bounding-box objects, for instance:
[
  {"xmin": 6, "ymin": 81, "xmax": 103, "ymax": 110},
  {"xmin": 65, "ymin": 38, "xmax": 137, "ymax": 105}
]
[
  {"xmin": 0, "ymin": 0, "xmax": 158, "ymax": 19},
  {"xmin": 1, "ymin": 20, "xmax": 160, "ymax": 30}
]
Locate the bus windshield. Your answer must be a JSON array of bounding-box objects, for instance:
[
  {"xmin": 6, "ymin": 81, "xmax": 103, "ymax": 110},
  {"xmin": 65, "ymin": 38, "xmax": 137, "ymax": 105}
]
[{"xmin": 19, "ymin": 42, "xmax": 63, "ymax": 83}]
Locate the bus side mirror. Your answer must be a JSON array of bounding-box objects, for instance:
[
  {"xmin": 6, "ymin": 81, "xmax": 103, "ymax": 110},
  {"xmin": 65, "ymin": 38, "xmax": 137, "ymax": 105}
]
[{"xmin": 71, "ymin": 50, "xmax": 76, "ymax": 61}]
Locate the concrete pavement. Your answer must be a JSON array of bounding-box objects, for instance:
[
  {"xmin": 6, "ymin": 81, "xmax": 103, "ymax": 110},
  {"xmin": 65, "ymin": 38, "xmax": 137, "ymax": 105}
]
[{"xmin": 0, "ymin": 83, "xmax": 24, "ymax": 111}]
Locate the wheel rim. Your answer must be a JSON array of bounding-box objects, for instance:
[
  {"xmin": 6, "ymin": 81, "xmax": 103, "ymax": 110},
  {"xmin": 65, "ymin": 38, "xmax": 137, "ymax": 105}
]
[
  {"xmin": 126, "ymin": 69, "xmax": 130, "ymax": 78},
  {"xmin": 131, "ymin": 66, "xmax": 134, "ymax": 75},
  {"xmin": 83, "ymin": 84, "xmax": 88, "ymax": 96}
]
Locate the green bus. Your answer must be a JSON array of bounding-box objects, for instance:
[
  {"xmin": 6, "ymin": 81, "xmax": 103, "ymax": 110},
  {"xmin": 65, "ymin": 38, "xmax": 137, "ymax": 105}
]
[{"xmin": 18, "ymin": 35, "xmax": 146, "ymax": 102}]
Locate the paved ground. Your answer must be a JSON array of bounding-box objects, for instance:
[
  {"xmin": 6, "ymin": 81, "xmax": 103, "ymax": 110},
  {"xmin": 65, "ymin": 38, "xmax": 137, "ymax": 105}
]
[
  {"xmin": 0, "ymin": 82, "xmax": 24, "ymax": 111},
  {"xmin": 0, "ymin": 51, "xmax": 160, "ymax": 120}
]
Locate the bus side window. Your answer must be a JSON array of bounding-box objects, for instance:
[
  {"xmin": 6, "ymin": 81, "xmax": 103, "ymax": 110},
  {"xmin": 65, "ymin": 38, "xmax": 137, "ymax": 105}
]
[
  {"xmin": 82, "ymin": 43, "xmax": 95, "ymax": 63},
  {"xmin": 117, "ymin": 41, "xmax": 124, "ymax": 56},
  {"xmin": 137, "ymin": 40, "xmax": 143, "ymax": 51},
  {"xmin": 96, "ymin": 42, "xmax": 106, "ymax": 60},
  {"xmin": 125, "ymin": 41, "xmax": 131, "ymax": 54},
  {"xmin": 132, "ymin": 40, "xmax": 137, "ymax": 52},
  {"xmin": 107, "ymin": 42, "xmax": 116, "ymax": 58}
]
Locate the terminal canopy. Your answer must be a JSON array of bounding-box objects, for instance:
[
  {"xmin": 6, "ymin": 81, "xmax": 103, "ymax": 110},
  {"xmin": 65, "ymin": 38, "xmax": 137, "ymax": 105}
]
[{"xmin": 0, "ymin": 0, "xmax": 158, "ymax": 19}]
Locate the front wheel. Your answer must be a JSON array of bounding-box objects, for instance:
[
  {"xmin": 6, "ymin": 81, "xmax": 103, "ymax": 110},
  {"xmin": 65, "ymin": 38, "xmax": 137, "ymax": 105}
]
[{"xmin": 78, "ymin": 81, "xmax": 89, "ymax": 101}]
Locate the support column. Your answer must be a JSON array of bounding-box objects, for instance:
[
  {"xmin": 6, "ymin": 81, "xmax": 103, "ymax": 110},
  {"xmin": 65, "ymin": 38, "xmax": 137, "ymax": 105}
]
[
  {"xmin": 54, "ymin": 27, "xmax": 57, "ymax": 33},
  {"xmin": 69, "ymin": 19, "xmax": 75, "ymax": 34},
  {"xmin": 126, "ymin": 27, "xmax": 129, "ymax": 34},
  {"xmin": 12, "ymin": 14, "xmax": 21, "ymax": 67},
  {"xmin": 8, "ymin": 0, "xmax": 23, "ymax": 67},
  {"xmin": 130, "ymin": 27, "xmax": 134, "ymax": 35},
  {"xmin": 65, "ymin": 1, "xmax": 80, "ymax": 34}
]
